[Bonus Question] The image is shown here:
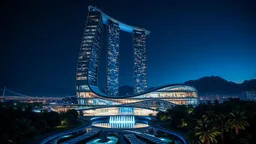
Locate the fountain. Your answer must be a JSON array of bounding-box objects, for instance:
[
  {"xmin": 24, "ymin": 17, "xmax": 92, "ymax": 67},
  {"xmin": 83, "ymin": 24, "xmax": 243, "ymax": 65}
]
[
  {"xmin": 109, "ymin": 116, "xmax": 135, "ymax": 128},
  {"xmin": 91, "ymin": 115, "xmax": 149, "ymax": 129}
]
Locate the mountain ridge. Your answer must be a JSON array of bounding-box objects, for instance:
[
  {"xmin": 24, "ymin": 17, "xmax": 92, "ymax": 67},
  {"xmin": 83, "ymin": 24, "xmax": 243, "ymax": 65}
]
[
  {"xmin": 185, "ymin": 76, "xmax": 256, "ymax": 95},
  {"xmin": 118, "ymin": 76, "xmax": 256, "ymax": 95}
]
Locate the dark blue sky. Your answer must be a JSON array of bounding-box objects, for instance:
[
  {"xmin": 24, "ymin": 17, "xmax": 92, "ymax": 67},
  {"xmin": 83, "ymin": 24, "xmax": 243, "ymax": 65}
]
[{"xmin": 1, "ymin": 0, "xmax": 256, "ymax": 96}]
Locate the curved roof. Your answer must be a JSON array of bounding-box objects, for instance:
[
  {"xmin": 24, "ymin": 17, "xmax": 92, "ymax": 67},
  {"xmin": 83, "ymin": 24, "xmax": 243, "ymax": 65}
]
[
  {"xmin": 75, "ymin": 105, "xmax": 157, "ymax": 111},
  {"xmin": 88, "ymin": 6, "xmax": 150, "ymax": 35},
  {"xmin": 88, "ymin": 83, "xmax": 197, "ymax": 99},
  {"xmin": 156, "ymin": 85, "xmax": 197, "ymax": 92}
]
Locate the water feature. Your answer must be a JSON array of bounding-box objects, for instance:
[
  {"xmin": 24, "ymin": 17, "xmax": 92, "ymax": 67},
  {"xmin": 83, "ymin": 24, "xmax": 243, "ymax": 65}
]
[
  {"xmin": 92, "ymin": 123, "xmax": 148, "ymax": 128},
  {"xmin": 42, "ymin": 116, "xmax": 186, "ymax": 144},
  {"xmin": 91, "ymin": 115, "xmax": 149, "ymax": 128},
  {"xmin": 109, "ymin": 116, "xmax": 135, "ymax": 124},
  {"xmin": 86, "ymin": 136, "xmax": 118, "ymax": 144},
  {"xmin": 109, "ymin": 116, "xmax": 135, "ymax": 128},
  {"xmin": 157, "ymin": 137, "xmax": 173, "ymax": 143}
]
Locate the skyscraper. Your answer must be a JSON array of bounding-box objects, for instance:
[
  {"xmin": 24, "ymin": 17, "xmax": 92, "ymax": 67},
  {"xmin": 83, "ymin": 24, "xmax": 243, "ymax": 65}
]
[
  {"xmin": 76, "ymin": 6, "xmax": 150, "ymax": 99},
  {"xmin": 133, "ymin": 30, "xmax": 147, "ymax": 94},
  {"xmin": 76, "ymin": 9, "xmax": 103, "ymax": 103},
  {"xmin": 106, "ymin": 20, "xmax": 120, "ymax": 96},
  {"xmin": 75, "ymin": 6, "xmax": 198, "ymax": 112}
]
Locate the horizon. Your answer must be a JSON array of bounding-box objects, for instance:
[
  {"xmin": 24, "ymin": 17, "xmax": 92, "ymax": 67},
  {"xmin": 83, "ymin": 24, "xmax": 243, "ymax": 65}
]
[{"xmin": 1, "ymin": 76, "xmax": 255, "ymax": 97}]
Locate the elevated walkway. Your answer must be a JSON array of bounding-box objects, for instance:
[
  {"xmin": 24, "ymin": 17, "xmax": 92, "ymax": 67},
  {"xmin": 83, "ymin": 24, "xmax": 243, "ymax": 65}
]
[
  {"xmin": 124, "ymin": 134, "xmax": 146, "ymax": 144},
  {"xmin": 61, "ymin": 128, "xmax": 100, "ymax": 144},
  {"xmin": 135, "ymin": 133, "xmax": 167, "ymax": 144}
]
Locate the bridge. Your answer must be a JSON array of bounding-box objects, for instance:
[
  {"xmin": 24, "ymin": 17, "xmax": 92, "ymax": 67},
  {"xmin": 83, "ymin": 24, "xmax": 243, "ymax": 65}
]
[
  {"xmin": 0, "ymin": 87, "xmax": 175, "ymax": 114},
  {"xmin": 0, "ymin": 87, "xmax": 77, "ymax": 104}
]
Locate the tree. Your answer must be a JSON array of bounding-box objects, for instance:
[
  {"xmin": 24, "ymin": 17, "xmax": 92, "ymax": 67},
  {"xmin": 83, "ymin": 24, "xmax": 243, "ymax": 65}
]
[
  {"xmin": 155, "ymin": 99, "xmax": 256, "ymax": 143},
  {"xmin": 187, "ymin": 105, "xmax": 194, "ymax": 114},
  {"xmin": 14, "ymin": 118, "xmax": 37, "ymax": 140},
  {"xmin": 215, "ymin": 114, "xmax": 229, "ymax": 143},
  {"xmin": 170, "ymin": 105, "xmax": 188, "ymax": 128},
  {"xmin": 214, "ymin": 99, "xmax": 219, "ymax": 105},
  {"xmin": 65, "ymin": 109, "xmax": 78, "ymax": 125},
  {"xmin": 195, "ymin": 115, "xmax": 220, "ymax": 144},
  {"xmin": 187, "ymin": 131, "xmax": 198, "ymax": 144},
  {"xmin": 156, "ymin": 111, "xmax": 167, "ymax": 121},
  {"xmin": 42, "ymin": 111, "xmax": 61, "ymax": 128},
  {"xmin": 228, "ymin": 110, "xmax": 249, "ymax": 136}
]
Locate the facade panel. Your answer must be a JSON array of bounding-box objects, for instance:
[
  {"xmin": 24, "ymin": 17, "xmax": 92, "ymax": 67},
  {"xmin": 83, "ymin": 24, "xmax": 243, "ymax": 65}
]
[
  {"xmin": 76, "ymin": 11, "xmax": 104, "ymax": 104},
  {"xmin": 133, "ymin": 30, "xmax": 147, "ymax": 94},
  {"xmin": 106, "ymin": 20, "xmax": 120, "ymax": 96}
]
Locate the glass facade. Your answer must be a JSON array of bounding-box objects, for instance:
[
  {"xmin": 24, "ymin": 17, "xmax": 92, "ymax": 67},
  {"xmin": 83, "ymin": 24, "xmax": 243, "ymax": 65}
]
[
  {"xmin": 77, "ymin": 6, "xmax": 151, "ymax": 100},
  {"xmin": 76, "ymin": 10, "xmax": 103, "ymax": 104},
  {"xmin": 88, "ymin": 13, "xmax": 104, "ymax": 86},
  {"xmin": 74, "ymin": 6, "xmax": 198, "ymax": 116},
  {"xmin": 133, "ymin": 30, "xmax": 147, "ymax": 94},
  {"xmin": 76, "ymin": 85, "xmax": 198, "ymax": 109},
  {"xmin": 106, "ymin": 20, "xmax": 120, "ymax": 96},
  {"xmin": 81, "ymin": 107, "xmax": 157, "ymax": 116}
]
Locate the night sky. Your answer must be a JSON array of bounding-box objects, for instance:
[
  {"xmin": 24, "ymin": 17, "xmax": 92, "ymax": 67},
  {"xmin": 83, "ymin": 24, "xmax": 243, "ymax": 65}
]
[{"xmin": 1, "ymin": 0, "xmax": 256, "ymax": 96}]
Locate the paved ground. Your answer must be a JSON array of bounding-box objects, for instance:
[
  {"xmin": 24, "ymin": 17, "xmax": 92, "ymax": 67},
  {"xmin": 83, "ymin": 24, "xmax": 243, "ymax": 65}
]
[{"xmin": 35, "ymin": 116, "xmax": 186, "ymax": 144}]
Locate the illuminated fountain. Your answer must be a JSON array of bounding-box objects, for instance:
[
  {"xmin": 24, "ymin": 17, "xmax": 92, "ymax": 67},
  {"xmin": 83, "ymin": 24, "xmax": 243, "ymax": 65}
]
[
  {"xmin": 109, "ymin": 116, "xmax": 135, "ymax": 128},
  {"xmin": 91, "ymin": 108, "xmax": 149, "ymax": 128},
  {"xmin": 92, "ymin": 115, "xmax": 149, "ymax": 129}
]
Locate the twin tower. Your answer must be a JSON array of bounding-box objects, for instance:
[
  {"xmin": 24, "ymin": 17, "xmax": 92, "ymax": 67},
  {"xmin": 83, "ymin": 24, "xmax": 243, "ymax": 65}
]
[{"xmin": 76, "ymin": 6, "xmax": 150, "ymax": 97}]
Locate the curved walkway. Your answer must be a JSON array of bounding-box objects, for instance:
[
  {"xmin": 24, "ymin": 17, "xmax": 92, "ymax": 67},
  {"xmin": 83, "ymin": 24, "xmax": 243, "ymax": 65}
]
[
  {"xmin": 62, "ymin": 128, "xmax": 100, "ymax": 144},
  {"xmin": 124, "ymin": 134, "xmax": 146, "ymax": 144},
  {"xmin": 40, "ymin": 118, "xmax": 91, "ymax": 144},
  {"xmin": 40, "ymin": 117, "xmax": 188, "ymax": 144},
  {"xmin": 150, "ymin": 123, "xmax": 188, "ymax": 144}
]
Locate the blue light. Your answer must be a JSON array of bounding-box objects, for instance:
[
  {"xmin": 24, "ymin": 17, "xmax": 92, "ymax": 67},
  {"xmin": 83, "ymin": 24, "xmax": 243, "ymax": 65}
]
[{"xmin": 89, "ymin": 6, "xmax": 150, "ymax": 35}]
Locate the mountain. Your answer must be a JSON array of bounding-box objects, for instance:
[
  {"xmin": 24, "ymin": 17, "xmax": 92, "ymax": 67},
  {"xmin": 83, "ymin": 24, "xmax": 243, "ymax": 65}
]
[
  {"xmin": 185, "ymin": 76, "xmax": 256, "ymax": 95},
  {"xmin": 115, "ymin": 76, "xmax": 256, "ymax": 96}
]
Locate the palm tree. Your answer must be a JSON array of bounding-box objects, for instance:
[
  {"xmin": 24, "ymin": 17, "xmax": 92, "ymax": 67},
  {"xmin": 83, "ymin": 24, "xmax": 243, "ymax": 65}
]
[
  {"xmin": 214, "ymin": 99, "xmax": 219, "ymax": 105},
  {"xmin": 206, "ymin": 111, "xmax": 216, "ymax": 122},
  {"xmin": 215, "ymin": 114, "xmax": 229, "ymax": 143},
  {"xmin": 228, "ymin": 110, "xmax": 249, "ymax": 136},
  {"xmin": 187, "ymin": 131, "xmax": 198, "ymax": 144},
  {"xmin": 195, "ymin": 115, "xmax": 221, "ymax": 144}
]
